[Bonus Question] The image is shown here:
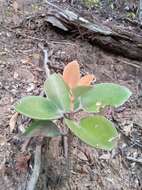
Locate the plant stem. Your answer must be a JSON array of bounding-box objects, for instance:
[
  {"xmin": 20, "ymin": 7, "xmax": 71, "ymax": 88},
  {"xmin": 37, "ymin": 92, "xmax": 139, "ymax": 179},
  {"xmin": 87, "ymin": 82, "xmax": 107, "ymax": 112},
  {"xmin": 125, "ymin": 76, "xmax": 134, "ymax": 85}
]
[
  {"xmin": 66, "ymin": 112, "xmax": 74, "ymax": 178},
  {"xmin": 67, "ymin": 129, "xmax": 73, "ymax": 178}
]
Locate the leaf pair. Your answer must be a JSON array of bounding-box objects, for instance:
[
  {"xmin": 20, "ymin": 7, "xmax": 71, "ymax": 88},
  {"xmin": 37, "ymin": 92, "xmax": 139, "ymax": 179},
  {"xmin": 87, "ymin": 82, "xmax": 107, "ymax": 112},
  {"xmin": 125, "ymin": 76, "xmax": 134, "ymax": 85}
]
[
  {"xmin": 15, "ymin": 74, "xmax": 71, "ymax": 120},
  {"xmin": 63, "ymin": 60, "xmax": 95, "ymax": 89},
  {"xmin": 24, "ymin": 115, "xmax": 118, "ymax": 150},
  {"xmin": 62, "ymin": 60, "xmax": 95, "ymax": 110},
  {"xmin": 15, "ymin": 74, "xmax": 70, "ymax": 139},
  {"xmin": 65, "ymin": 115, "xmax": 118, "ymax": 150}
]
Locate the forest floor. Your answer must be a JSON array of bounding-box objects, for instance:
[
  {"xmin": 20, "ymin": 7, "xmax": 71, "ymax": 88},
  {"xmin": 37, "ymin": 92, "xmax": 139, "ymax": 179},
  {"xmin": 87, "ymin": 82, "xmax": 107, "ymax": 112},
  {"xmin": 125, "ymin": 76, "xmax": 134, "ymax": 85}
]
[{"xmin": 0, "ymin": 0, "xmax": 142, "ymax": 189}]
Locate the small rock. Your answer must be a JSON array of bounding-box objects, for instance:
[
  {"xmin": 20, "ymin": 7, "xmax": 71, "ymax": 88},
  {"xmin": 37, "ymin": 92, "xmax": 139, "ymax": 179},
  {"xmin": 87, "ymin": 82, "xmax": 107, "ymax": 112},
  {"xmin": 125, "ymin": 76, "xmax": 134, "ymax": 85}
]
[
  {"xmin": 124, "ymin": 5, "xmax": 130, "ymax": 11},
  {"xmin": 27, "ymin": 83, "xmax": 35, "ymax": 92},
  {"xmin": 13, "ymin": 72, "xmax": 19, "ymax": 79},
  {"xmin": 123, "ymin": 123, "xmax": 132, "ymax": 136}
]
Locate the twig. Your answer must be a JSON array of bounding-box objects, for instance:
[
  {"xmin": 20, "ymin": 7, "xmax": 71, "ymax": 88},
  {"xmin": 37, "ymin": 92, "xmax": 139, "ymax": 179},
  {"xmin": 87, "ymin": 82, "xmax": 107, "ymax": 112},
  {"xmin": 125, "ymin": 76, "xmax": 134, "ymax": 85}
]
[
  {"xmin": 46, "ymin": 1, "xmax": 65, "ymax": 13},
  {"xmin": 126, "ymin": 156, "xmax": 142, "ymax": 164},
  {"xmin": 118, "ymin": 58, "xmax": 141, "ymax": 69},
  {"xmin": 48, "ymin": 63, "xmax": 63, "ymax": 72},
  {"xmin": 66, "ymin": 113, "xmax": 74, "ymax": 178},
  {"xmin": 38, "ymin": 43, "xmax": 50, "ymax": 78},
  {"xmin": 26, "ymin": 145, "xmax": 42, "ymax": 190},
  {"xmin": 62, "ymin": 122, "xmax": 68, "ymax": 159},
  {"xmin": 43, "ymin": 49, "xmax": 50, "ymax": 77},
  {"xmin": 67, "ymin": 130, "xmax": 73, "ymax": 178},
  {"xmin": 25, "ymin": 44, "xmax": 50, "ymax": 190}
]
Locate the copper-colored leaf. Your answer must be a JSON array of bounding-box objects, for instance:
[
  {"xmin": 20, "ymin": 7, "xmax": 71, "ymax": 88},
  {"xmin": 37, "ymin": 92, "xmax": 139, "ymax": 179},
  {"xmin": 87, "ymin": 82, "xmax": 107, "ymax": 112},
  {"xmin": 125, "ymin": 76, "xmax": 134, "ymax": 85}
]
[
  {"xmin": 63, "ymin": 60, "xmax": 80, "ymax": 88},
  {"xmin": 78, "ymin": 74, "xmax": 95, "ymax": 86}
]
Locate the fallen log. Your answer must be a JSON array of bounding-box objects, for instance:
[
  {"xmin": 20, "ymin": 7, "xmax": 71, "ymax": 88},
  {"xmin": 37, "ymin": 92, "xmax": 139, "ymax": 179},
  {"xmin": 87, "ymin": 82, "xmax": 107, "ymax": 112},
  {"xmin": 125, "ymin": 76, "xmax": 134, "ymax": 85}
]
[{"xmin": 46, "ymin": 2, "xmax": 142, "ymax": 61}]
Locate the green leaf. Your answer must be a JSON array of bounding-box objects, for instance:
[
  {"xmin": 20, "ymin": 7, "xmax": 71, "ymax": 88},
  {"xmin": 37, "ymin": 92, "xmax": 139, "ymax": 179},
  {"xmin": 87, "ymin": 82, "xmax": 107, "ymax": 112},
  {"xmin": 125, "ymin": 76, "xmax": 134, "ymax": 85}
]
[
  {"xmin": 24, "ymin": 120, "xmax": 61, "ymax": 137},
  {"xmin": 73, "ymin": 86, "xmax": 92, "ymax": 111},
  {"xmin": 15, "ymin": 96, "xmax": 62, "ymax": 120},
  {"xmin": 74, "ymin": 99, "xmax": 80, "ymax": 111},
  {"xmin": 44, "ymin": 74, "xmax": 71, "ymax": 112},
  {"xmin": 81, "ymin": 83, "xmax": 132, "ymax": 112},
  {"xmin": 65, "ymin": 116, "xmax": 118, "ymax": 150},
  {"xmin": 72, "ymin": 86, "xmax": 92, "ymax": 98}
]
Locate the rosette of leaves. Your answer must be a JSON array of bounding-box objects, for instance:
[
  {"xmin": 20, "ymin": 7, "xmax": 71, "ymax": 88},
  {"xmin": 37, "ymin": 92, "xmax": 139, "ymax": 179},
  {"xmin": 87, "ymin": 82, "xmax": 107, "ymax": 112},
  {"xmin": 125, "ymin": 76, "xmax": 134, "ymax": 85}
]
[{"xmin": 15, "ymin": 60, "xmax": 132, "ymax": 150}]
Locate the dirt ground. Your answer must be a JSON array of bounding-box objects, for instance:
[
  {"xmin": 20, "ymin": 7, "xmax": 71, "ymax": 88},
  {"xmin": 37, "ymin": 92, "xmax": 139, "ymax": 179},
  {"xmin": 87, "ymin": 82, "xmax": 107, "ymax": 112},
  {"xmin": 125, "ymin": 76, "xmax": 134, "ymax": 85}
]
[{"xmin": 0, "ymin": 0, "xmax": 142, "ymax": 190}]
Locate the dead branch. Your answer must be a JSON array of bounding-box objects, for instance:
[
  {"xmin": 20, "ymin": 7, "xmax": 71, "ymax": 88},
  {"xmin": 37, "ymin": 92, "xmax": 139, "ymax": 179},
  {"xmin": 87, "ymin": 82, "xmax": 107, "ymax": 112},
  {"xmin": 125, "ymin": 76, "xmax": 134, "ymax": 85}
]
[
  {"xmin": 19, "ymin": 44, "xmax": 51, "ymax": 190},
  {"xmin": 45, "ymin": 2, "xmax": 142, "ymax": 61},
  {"xmin": 26, "ymin": 144, "xmax": 42, "ymax": 190},
  {"xmin": 127, "ymin": 156, "xmax": 142, "ymax": 164}
]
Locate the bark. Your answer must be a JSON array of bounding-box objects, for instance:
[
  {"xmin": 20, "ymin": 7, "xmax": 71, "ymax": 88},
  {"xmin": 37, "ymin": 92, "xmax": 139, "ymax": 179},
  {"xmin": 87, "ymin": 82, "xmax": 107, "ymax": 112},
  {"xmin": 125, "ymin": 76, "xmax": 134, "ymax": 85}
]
[
  {"xmin": 139, "ymin": 0, "xmax": 142, "ymax": 24},
  {"xmin": 45, "ymin": 3, "xmax": 142, "ymax": 61}
]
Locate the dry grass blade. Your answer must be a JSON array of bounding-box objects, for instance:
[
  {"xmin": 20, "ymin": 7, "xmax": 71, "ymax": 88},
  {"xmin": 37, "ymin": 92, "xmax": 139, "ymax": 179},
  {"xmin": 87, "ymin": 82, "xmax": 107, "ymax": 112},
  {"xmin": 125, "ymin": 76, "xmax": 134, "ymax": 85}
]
[
  {"xmin": 9, "ymin": 112, "xmax": 19, "ymax": 133},
  {"xmin": 12, "ymin": 0, "xmax": 18, "ymax": 13},
  {"xmin": 127, "ymin": 156, "xmax": 142, "ymax": 164},
  {"xmin": 0, "ymin": 135, "xmax": 6, "ymax": 146}
]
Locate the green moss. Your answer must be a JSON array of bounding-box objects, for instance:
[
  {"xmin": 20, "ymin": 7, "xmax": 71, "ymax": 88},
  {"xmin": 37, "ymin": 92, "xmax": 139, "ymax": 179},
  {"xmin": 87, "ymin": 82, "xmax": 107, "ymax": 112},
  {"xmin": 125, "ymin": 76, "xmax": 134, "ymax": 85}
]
[{"xmin": 82, "ymin": 0, "xmax": 100, "ymax": 8}]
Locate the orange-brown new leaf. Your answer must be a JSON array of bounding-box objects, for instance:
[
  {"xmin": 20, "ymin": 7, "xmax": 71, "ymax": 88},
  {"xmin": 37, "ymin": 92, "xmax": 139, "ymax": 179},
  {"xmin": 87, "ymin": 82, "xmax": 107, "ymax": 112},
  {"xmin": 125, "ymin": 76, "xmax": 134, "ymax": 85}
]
[
  {"xmin": 63, "ymin": 60, "xmax": 80, "ymax": 89},
  {"xmin": 78, "ymin": 74, "xmax": 95, "ymax": 86},
  {"xmin": 62, "ymin": 60, "xmax": 96, "ymax": 111}
]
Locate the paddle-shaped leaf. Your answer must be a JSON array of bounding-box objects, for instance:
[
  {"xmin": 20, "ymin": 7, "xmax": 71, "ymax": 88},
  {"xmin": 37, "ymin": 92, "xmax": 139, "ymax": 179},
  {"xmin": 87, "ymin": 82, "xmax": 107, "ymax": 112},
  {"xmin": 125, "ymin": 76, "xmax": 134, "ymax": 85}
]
[
  {"xmin": 15, "ymin": 96, "xmax": 62, "ymax": 120},
  {"xmin": 72, "ymin": 86, "xmax": 92, "ymax": 111},
  {"xmin": 63, "ymin": 60, "xmax": 80, "ymax": 89},
  {"xmin": 62, "ymin": 60, "xmax": 95, "ymax": 88},
  {"xmin": 78, "ymin": 74, "xmax": 95, "ymax": 86},
  {"xmin": 44, "ymin": 74, "xmax": 71, "ymax": 112},
  {"xmin": 81, "ymin": 83, "xmax": 132, "ymax": 112},
  {"xmin": 72, "ymin": 86, "xmax": 92, "ymax": 98},
  {"xmin": 24, "ymin": 120, "xmax": 61, "ymax": 137},
  {"xmin": 65, "ymin": 116, "xmax": 118, "ymax": 150}
]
